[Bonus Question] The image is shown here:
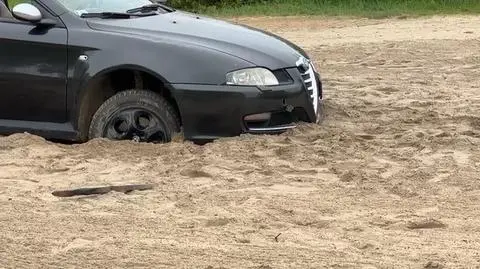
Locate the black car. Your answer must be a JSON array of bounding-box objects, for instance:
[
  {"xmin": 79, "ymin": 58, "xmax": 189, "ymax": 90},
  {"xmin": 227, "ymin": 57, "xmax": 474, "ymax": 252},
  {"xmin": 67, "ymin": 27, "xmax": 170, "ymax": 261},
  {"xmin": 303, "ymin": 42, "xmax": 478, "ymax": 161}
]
[{"xmin": 0, "ymin": 0, "xmax": 323, "ymax": 144}]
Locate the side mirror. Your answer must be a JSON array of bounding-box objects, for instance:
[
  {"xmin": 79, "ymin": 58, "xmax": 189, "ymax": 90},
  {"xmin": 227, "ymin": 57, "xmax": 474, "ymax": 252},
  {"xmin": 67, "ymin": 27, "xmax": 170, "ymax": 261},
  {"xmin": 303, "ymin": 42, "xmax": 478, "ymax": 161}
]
[{"xmin": 12, "ymin": 3, "xmax": 42, "ymax": 22}]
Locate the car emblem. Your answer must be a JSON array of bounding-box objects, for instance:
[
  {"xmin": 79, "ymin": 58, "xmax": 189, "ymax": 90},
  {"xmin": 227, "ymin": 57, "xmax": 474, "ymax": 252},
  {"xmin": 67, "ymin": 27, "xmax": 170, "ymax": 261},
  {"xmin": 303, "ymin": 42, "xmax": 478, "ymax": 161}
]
[{"xmin": 296, "ymin": 56, "xmax": 310, "ymax": 73}]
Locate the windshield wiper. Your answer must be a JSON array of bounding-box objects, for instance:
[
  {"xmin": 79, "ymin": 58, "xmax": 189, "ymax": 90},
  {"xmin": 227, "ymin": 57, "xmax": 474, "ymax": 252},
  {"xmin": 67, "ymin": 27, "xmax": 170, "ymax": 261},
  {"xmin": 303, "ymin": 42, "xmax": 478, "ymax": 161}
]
[
  {"xmin": 80, "ymin": 11, "xmax": 157, "ymax": 18},
  {"xmin": 126, "ymin": 3, "xmax": 174, "ymax": 14}
]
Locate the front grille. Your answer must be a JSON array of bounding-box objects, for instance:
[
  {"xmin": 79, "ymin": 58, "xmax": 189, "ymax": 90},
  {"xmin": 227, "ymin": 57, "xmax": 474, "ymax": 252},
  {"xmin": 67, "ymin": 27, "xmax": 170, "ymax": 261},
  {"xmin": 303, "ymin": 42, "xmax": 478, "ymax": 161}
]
[
  {"xmin": 302, "ymin": 63, "xmax": 319, "ymax": 113},
  {"xmin": 296, "ymin": 58, "xmax": 319, "ymax": 114}
]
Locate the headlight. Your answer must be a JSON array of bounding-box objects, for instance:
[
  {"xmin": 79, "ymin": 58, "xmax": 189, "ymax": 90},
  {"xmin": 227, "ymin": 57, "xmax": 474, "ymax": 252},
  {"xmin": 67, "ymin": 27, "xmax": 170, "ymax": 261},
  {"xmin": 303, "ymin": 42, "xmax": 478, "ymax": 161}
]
[{"xmin": 226, "ymin": 67, "xmax": 279, "ymax": 86}]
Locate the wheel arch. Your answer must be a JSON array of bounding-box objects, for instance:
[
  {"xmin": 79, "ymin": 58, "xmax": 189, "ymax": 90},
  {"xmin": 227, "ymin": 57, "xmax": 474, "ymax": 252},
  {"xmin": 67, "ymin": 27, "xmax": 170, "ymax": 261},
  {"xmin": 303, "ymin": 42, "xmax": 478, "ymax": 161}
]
[{"xmin": 73, "ymin": 64, "xmax": 182, "ymax": 141}]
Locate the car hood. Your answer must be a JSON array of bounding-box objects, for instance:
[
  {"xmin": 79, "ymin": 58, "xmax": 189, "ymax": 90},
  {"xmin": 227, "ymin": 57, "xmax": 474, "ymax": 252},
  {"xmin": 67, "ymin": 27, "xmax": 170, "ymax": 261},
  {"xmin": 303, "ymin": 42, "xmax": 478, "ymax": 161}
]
[{"xmin": 85, "ymin": 10, "xmax": 309, "ymax": 70}]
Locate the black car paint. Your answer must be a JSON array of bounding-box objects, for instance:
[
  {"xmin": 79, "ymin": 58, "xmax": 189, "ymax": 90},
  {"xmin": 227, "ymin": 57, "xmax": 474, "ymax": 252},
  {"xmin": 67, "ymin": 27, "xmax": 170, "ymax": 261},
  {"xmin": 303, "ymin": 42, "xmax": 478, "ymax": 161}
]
[
  {"xmin": 0, "ymin": 0, "xmax": 67, "ymax": 123},
  {"xmin": 0, "ymin": 0, "xmax": 321, "ymax": 142}
]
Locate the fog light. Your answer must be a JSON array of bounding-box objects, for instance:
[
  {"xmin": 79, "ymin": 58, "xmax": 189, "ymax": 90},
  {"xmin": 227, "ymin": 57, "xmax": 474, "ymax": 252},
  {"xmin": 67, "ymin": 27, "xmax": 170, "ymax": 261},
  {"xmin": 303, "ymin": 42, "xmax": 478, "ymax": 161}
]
[{"xmin": 244, "ymin": 112, "xmax": 271, "ymax": 122}]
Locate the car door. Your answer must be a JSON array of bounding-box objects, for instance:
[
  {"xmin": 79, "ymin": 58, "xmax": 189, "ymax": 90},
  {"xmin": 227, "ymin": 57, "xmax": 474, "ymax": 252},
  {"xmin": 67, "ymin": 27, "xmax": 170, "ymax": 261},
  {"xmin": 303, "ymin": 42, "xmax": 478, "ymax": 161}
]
[{"xmin": 0, "ymin": 0, "xmax": 67, "ymax": 123}]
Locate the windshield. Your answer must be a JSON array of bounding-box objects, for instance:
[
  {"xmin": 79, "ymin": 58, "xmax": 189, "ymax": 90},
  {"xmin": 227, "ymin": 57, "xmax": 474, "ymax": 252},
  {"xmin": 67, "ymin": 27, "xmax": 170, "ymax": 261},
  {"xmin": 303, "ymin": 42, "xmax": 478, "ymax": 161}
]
[{"xmin": 56, "ymin": 0, "xmax": 164, "ymax": 16}]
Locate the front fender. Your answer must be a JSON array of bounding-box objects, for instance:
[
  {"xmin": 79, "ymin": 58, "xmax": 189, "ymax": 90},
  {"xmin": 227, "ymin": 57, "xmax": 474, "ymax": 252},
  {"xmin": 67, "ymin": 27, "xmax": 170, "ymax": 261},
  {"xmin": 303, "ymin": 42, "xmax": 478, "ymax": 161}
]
[
  {"xmin": 66, "ymin": 28, "xmax": 254, "ymax": 136},
  {"xmin": 71, "ymin": 32, "xmax": 255, "ymax": 86}
]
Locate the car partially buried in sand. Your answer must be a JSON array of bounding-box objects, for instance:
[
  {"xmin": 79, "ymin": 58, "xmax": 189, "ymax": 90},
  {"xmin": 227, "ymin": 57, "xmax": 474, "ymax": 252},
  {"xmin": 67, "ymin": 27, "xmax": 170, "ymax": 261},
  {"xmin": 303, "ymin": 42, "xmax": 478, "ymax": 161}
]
[{"xmin": 0, "ymin": 0, "xmax": 323, "ymax": 143}]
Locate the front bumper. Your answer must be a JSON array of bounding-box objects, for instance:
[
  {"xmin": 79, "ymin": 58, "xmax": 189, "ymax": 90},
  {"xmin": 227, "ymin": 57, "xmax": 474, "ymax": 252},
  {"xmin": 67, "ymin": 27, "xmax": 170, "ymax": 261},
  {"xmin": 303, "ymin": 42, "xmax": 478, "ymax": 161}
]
[{"xmin": 172, "ymin": 67, "xmax": 323, "ymax": 141}]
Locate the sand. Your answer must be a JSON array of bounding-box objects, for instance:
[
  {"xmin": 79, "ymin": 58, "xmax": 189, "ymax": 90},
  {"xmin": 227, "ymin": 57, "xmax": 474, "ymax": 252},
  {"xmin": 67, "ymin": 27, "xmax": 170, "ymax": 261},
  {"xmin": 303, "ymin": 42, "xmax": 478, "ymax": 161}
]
[{"xmin": 1, "ymin": 15, "xmax": 480, "ymax": 268}]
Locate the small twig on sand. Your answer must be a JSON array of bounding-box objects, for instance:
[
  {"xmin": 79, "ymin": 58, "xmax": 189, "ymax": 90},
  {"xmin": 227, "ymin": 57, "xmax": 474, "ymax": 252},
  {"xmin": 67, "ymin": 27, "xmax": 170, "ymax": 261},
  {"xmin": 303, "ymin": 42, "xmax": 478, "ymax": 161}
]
[
  {"xmin": 274, "ymin": 233, "xmax": 282, "ymax": 242},
  {"xmin": 52, "ymin": 184, "xmax": 156, "ymax": 197}
]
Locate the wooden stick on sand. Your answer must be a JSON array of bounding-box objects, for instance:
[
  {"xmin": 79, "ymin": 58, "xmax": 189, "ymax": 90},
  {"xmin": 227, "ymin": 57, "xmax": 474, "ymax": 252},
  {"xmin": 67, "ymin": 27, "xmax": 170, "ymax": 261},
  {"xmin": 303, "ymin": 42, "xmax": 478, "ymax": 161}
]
[{"xmin": 52, "ymin": 184, "xmax": 156, "ymax": 197}]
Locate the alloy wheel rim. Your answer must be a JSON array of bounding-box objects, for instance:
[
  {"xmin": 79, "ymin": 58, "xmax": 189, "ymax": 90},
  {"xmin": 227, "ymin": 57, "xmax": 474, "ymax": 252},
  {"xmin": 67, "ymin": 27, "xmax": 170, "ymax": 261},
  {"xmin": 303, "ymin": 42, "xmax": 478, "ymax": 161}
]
[{"xmin": 103, "ymin": 108, "xmax": 167, "ymax": 143}]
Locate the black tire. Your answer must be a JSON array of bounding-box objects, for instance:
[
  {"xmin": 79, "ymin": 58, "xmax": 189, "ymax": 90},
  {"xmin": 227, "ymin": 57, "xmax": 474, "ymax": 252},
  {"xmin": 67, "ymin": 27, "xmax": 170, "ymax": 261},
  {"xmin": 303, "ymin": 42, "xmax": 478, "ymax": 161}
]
[{"xmin": 88, "ymin": 89, "xmax": 181, "ymax": 143}]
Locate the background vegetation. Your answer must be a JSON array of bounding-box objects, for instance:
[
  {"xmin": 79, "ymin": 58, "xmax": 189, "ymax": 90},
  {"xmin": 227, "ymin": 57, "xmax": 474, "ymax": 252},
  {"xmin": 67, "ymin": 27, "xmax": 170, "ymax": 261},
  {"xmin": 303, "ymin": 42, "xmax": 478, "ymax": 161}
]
[
  {"xmin": 168, "ymin": 0, "xmax": 480, "ymax": 17},
  {"xmin": 7, "ymin": 0, "xmax": 480, "ymax": 17}
]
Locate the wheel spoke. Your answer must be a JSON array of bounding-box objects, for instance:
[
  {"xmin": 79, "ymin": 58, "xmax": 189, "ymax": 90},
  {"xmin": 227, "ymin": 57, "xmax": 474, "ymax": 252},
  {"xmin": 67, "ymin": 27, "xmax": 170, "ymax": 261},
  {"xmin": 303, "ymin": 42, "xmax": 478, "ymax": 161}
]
[
  {"xmin": 124, "ymin": 110, "xmax": 141, "ymax": 133},
  {"xmin": 142, "ymin": 117, "xmax": 166, "ymax": 142},
  {"xmin": 106, "ymin": 123, "xmax": 127, "ymax": 140}
]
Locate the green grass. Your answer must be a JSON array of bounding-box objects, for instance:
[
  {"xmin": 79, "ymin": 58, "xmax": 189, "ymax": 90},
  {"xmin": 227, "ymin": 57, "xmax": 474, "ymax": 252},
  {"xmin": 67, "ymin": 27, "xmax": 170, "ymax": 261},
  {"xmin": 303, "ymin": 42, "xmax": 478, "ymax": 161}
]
[
  {"xmin": 9, "ymin": 0, "xmax": 480, "ymax": 18},
  {"xmin": 193, "ymin": 0, "xmax": 480, "ymax": 18},
  {"xmin": 7, "ymin": 0, "xmax": 30, "ymax": 8}
]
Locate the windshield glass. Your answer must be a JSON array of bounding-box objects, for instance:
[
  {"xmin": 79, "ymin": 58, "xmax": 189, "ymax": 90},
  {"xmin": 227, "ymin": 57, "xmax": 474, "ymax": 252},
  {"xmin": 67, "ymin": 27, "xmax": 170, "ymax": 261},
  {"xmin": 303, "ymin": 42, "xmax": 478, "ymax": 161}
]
[{"xmin": 56, "ymin": 0, "xmax": 161, "ymax": 16}]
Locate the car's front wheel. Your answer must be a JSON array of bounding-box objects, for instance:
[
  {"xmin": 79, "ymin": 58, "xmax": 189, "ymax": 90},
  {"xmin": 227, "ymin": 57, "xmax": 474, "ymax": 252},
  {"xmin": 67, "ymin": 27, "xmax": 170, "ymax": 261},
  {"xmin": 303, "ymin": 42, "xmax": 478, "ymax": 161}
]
[{"xmin": 88, "ymin": 90, "xmax": 181, "ymax": 143}]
